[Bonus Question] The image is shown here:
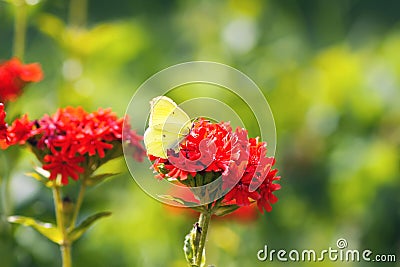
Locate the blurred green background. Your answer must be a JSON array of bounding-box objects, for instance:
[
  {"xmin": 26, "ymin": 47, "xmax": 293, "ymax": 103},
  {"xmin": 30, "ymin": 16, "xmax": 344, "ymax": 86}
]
[{"xmin": 1, "ymin": 0, "xmax": 400, "ymax": 266}]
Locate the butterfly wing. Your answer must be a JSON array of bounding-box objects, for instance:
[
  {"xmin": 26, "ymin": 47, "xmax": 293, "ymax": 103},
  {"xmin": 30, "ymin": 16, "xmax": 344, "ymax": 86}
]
[
  {"xmin": 149, "ymin": 96, "xmax": 191, "ymax": 128},
  {"xmin": 145, "ymin": 96, "xmax": 191, "ymax": 158},
  {"xmin": 144, "ymin": 124, "xmax": 188, "ymax": 158}
]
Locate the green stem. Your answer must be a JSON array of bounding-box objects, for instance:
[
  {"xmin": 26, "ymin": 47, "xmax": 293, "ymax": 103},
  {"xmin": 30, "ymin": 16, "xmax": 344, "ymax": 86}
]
[
  {"xmin": 13, "ymin": 0, "xmax": 27, "ymax": 59},
  {"xmin": 0, "ymin": 172, "xmax": 12, "ymax": 217},
  {"xmin": 53, "ymin": 186, "xmax": 72, "ymax": 267},
  {"xmin": 68, "ymin": 181, "xmax": 86, "ymax": 231},
  {"xmin": 195, "ymin": 210, "xmax": 212, "ymax": 266},
  {"xmin": 61, "ymin": 244, "xmax": 72, "ymax": 267},
  {"xmin": 0, "ymin": 174, "xmax": 10, "ymax": 233},
  {"xmin": 68, "ymin": 0, "xmax": 88, "ymax": 28}
]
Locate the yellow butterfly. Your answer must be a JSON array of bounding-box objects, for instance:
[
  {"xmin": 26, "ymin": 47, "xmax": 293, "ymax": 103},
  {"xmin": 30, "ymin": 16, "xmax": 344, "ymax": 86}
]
[{"xmin": 144, "ymin": 96, "xmax": 192, "ymax": 159}]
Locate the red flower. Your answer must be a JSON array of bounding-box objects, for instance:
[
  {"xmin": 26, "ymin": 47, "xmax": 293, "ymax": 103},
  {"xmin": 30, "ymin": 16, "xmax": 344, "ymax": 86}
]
[
  {"xmin": 75, "ymin": 123, "xmax": 114, "ymax": 158},
  {"xmin": 43, "ymin": 152, "xmax": 85, "ymax": 185},
  {"xmin": 148, "ymin": 118, "xmax": 281, "ymax": 214},
  {"xmin": 2, "ymin": 106, "xmax": 145, "ymax": 185},
  {"xmin": 0, "ymin": 103, "xmax": 8, "ymax": 148},
  {"xmin": 151, "ymin": 119, "xmax": 247, "ymax": 180},
  {"xmin": 257, "ymin": 168, "xmax": 281, "ymax": 213},
  {"xmin": 90, "ymin": 108, "xmax": 124, "ymax": 139},
  {"xmin": 0, "ymin": 58, "xmax": 43, "ymax": 102},
  {"xmin": 224, "ymin": 138, "xmax": 280, "ymax": 213},
  {"xmin": 7, "ymin": 114, "xmax": 35, "ymax": 146},
  {"xmin": 224, "ymin": 182, "xmax": 261, "ymax": 206}
]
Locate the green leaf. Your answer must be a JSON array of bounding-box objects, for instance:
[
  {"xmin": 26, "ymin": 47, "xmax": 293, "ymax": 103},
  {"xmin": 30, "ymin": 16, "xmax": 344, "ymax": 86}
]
[
  {"xmin": 25, "ymin": 172, "xmax": 45, "ymax": 182},
  {"xmin": 195, "ymin": 173, "xmax": 203, "ymax": 186},
  {"xmin": 213, "ymin": 204, "xmax": 240, "ymax": 216},
  {"xmin": 184, "ymin": 222, "xmax": 206, "ymax": 267},
  {"xmin": 8, "ymin": 216, "xmax": 63, "ymax": 244},
  {"xmin": 84, "ymin": 173, "xmax": 120, "ymax": 186},
  {"xmin": 184, "ymin": 230, "xmax": 195, "ymax": 264},
  {"xmin": 190, "ymin": 206, "xmax": 207, "ymax": 213},
  {"xmin": 25, "ymin": 172, "xmax": 56, "ymax": 188},
  {"xmin": 25, "ymin": 166, "xmax": 57, "ymax": 187},
  {"xmin": 68, "ymin": 211, "xmax": 112, "ymax": 242},
  {"xmin": 158, "ymin": 195, "xmax": 203, "ymax": 211},
  {"xmin": 203, "ymin": 171, "xmax": 214, "ymax": 184}
]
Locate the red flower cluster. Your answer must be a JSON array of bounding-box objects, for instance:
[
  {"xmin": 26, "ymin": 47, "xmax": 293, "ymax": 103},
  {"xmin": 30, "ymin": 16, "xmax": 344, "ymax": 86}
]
[
  {"xmin": 1, "ymin": 107, "xmax": 145, "ymax": 185},
  {"xmin": 149, "ymin": 119, "xmax": 281, "ymax": 213},
  {"xmin": 151, "ymin": 119, "xmax": 247, "ymax": 180},
  {"xmin": 0, "ymin": 58, "xmax": 43, "ymax": 102},
  {"xmin": 0, "ymin": 103, "xmax": 8, "ymax": 148},
  {"xmin": 224, "ymin": 138, "xmax": 281, "ymax": 213}
]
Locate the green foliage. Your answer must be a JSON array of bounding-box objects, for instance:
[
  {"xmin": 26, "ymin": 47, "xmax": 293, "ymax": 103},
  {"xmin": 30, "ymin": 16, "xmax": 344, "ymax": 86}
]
[
  {"xmin": 7, "ymin": 216, "xmax": 62, "ymax": 244},
  {"xmin": 158, "ymin": 195, "xmax": 204, "ymax": 212},
  {"xmin": 184, "ymin": 223, "xmax": 206, "ymax": 267},
  {"xmin": 84, "ymin": 173, "xmax": 120, "ymax": 186},
  {"xmin": 1, "ymin": 0, "xmax": 399, "ymax": 266},
  {"xmin": 25, "ymin": 167, "xmax": 56, "ymax": 187},
  {"xmin": 68, "ymin": 212, "xmax": 112, "ymax": 242},
  {"xmin": 213, "ymin": 204, "xmax": 240, "ymax": 217}
]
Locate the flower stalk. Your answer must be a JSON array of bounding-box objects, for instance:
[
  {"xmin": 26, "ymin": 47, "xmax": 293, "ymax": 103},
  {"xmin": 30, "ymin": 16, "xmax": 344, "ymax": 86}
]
[
  {"xmin": 0, "ymin": 158, "xmax": 12, "ymax": 217},
  {"xmin": 13, "ymin": 0, "xmax": 27, "ymax": 60},
  {"xmin": 53, "ymin": 186, "xmax": 72, "ymax": 267},
  {"xmin": 60, "ymin": 244, "xmax": 72, "ymax": 267},
  {"xmin": 69, "ymin": 0, "xmax": 88, "ymax": 28},
  {"xmin": 194, "ymin": 208, "xmax": 212, "ymax": 267}
]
